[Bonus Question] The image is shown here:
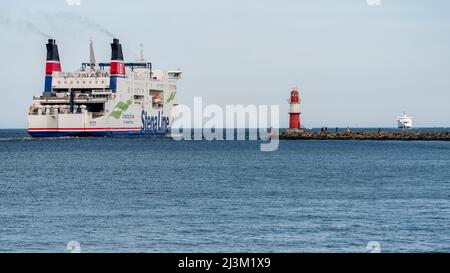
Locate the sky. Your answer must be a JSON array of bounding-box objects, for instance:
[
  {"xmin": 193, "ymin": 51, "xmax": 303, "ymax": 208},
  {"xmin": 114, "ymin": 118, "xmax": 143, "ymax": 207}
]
[{"xmin": 0, "ymin": 0, "xmax": 449, "ymax": 128}]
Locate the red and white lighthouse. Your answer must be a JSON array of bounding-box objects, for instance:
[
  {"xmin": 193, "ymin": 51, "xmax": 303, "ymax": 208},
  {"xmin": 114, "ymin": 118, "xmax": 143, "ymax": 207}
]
[{"xmin": 288, "ymin": 88, "xmax": 301, "ymax": 130}]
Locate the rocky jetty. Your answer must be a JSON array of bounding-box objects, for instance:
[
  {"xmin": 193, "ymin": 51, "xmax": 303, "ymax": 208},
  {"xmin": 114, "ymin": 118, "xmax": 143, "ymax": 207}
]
[{"xmin": 279, "ymin": 130, "xmax": 450, "ymax": 141}]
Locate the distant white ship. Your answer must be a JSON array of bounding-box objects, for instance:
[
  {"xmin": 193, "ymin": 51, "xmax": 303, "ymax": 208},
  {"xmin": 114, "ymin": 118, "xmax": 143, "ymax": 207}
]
[{"xmin": 397, "ymin": 112, "xmax": 413, "ymax": 130}]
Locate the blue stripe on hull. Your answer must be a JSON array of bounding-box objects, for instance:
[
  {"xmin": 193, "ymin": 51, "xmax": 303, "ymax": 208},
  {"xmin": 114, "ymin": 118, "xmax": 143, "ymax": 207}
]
[{"xmin": 28, "ymin": 130, "xmax": 169, "ymax": 138}]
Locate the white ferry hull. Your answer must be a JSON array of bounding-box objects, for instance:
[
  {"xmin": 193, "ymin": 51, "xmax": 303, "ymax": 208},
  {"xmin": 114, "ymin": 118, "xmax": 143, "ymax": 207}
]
[{"xmin": 28, "ymin": 110, "xmax": 170, "ymax": 137}]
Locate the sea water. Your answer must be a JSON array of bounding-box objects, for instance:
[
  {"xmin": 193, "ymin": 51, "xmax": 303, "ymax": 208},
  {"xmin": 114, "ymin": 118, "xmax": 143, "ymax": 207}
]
[{"xmin": 0, "ymin": 129, "xmax": 449, "ymax": 252}]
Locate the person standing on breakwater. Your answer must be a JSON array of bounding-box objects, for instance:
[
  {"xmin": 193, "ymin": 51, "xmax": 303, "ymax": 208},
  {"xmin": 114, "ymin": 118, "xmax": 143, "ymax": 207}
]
[
  {"xmin": 347, "ymin": 127, "xmax": 352, "ymax": 133},
  {"xmin": 336, "ymin": 127, "xmax": 338, "ymax": 132}
]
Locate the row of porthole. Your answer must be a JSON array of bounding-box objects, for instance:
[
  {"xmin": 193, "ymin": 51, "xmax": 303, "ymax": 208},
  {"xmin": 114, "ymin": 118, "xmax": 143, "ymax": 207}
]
[
  {"xmin": 127, "ymin": 88, "xmax": 150, "ymax": 94},
  {"xmin": 57, "ymin": 80, "xmax": 106, "ymax": 85}
]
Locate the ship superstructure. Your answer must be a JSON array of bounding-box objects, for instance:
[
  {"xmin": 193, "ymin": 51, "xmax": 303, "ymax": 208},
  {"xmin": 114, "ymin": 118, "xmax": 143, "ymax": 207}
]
[{"xmin": 28, "ymin": 39, "xmax": 181, "ymax": 137}]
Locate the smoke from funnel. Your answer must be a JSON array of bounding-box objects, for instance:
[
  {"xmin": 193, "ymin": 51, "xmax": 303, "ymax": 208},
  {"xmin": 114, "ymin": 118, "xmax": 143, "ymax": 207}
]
[
  {"xmin": 0, "ymin": 17, "xmax": 11, "ymax": 26},
  {"xmin": 0, "ymin": 16, "xmax": 51, "ymax": 39},
  {"xmin": 24, "ymin": 22, "xmax": 51, "ymax": 39},
  {"xmin": 53, "ymin": 12, "xmax": 116, "ymax": 38}
]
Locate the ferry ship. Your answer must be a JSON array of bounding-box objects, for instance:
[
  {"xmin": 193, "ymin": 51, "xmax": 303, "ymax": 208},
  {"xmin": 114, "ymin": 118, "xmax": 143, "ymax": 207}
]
[
  {"xmin": 28, "ymin": 38, "xmax": 181, "ymax": 137},
  {"xmin": 397, "ymin": 112, "xmax": 413, "ymax": 130}
]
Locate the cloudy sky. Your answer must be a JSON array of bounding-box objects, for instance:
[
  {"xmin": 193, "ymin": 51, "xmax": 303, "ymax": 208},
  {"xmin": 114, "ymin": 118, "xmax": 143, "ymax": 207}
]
[{"xmin": 0, "ymin": 0, "xmax": 449, "ymax": 128}]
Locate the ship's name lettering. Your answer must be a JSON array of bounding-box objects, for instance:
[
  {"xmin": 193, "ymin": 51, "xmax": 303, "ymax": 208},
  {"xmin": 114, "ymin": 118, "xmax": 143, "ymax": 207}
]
[{"xmin": 141, "ymin": 110, "xmax": 169, "ymax": 132}]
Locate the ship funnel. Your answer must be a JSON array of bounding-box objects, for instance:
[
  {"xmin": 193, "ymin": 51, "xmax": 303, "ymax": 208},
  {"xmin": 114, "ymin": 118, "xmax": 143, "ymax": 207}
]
[
  {"xmin": 44, "ymin": 39, "xmax": 62, "ymax": 94},
  {"xmin": 109, "ymin": 38, "xmax": 125, "ymax": 93}
]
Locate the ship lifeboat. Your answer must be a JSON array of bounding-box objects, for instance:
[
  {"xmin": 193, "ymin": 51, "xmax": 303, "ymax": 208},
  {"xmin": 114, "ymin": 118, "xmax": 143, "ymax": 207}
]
[{"xmin": 152, "ymin": 95, "xmax": 163, "ymax": 108}]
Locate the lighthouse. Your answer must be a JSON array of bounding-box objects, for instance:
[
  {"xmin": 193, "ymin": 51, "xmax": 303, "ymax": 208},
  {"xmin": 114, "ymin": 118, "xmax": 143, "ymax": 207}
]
[{"xmin": 288, "ymin": 88, "xmax": 302, "ymax": 131}]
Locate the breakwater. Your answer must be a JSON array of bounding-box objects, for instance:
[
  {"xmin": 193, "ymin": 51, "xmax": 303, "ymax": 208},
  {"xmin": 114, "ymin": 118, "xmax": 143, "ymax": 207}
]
[{"xmin": 279, "ymin": 130, "xmax": 450, "ymax": 141}]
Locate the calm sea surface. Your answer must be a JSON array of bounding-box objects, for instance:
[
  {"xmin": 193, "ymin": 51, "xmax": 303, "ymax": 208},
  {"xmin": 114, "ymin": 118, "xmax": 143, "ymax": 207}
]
[{"xmin": 0, "ymin": 129, "xmax": 449, "ymax": 252}]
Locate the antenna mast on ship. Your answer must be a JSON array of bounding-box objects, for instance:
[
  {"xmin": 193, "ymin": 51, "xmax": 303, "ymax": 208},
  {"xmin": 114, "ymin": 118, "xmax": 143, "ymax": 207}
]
[
  {"xmin": 89, "ymin": 37, "xmax": 97, "ymax": 69},
  {"xmin": 139, "ymin": 43, "xmax": 145, "ymax": 62}
]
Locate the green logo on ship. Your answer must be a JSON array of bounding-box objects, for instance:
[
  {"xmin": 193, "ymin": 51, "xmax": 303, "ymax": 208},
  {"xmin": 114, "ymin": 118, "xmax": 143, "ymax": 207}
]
[
  {"xmin": 166, "ymin": 91, "xmax": 176, "ymax": 103},
  {"xmin": 110, "ymin": 98, "xmax": 133, "ymax": 119}
]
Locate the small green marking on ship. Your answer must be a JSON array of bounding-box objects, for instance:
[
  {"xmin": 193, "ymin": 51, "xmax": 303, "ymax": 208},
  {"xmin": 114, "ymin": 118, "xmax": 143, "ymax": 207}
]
[
  {"xmin": 166, "ymin": 91, "xmax": 176, "ymax": 103},
  {"xmin": 109, "ymin": 98, "xmax": 133, "ymax": 119}
]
